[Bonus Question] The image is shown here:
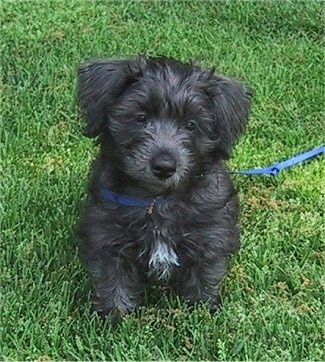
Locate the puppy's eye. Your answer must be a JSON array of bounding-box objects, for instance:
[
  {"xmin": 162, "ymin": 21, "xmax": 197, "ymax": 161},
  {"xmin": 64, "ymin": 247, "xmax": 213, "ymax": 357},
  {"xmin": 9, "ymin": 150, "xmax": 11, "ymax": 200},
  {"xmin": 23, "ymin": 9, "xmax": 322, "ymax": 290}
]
[
  {"xmin": 136, "ymin": 114, "xmax": 147, "ymax": 124},
  {"xmin": 185, "ymin": 120, "xmax": 197, "ymax": 131}
]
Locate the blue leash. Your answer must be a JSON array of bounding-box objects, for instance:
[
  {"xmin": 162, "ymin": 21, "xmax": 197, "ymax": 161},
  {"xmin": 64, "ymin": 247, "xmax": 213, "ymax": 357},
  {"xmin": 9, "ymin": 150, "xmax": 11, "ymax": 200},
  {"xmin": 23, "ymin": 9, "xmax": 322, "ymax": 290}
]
[{"xmin": 229, "ymin": 145, "xmax": 325, "ymax": 176}]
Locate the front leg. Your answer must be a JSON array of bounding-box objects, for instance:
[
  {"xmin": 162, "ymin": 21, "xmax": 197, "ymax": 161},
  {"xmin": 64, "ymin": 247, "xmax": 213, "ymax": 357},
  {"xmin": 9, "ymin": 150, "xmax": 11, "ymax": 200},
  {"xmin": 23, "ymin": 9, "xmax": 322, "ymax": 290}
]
[
  {"xmin": 81, "ymin": 249, "xmax": 144, "ymax": 323},
  {"xmin": 172, "ymin": 255, "xmax": 230, "ymax": 311}
]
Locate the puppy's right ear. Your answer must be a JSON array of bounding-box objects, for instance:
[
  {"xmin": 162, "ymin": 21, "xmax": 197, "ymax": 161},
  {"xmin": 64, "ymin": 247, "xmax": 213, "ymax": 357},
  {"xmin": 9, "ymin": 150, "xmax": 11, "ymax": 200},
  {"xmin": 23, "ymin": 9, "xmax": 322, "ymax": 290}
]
[{"xmin": 77, "ymin": 59, "xmax": 141, "ymax": 137}]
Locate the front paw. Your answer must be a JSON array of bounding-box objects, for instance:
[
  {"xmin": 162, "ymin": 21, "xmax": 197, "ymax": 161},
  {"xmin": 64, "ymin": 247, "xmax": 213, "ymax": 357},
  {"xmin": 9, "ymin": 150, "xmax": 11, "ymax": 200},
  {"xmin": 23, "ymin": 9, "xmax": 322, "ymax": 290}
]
[
  {"xmin": 91, "ymin": 293, "xmax": 137, "ymax": 324},
  {"xmin": 180, "ymin": 286, "xmax": 222, "ymax": 312},
  {"xmin": 208, "ymin": 294, "xmax": 221, "ymax": 312}
]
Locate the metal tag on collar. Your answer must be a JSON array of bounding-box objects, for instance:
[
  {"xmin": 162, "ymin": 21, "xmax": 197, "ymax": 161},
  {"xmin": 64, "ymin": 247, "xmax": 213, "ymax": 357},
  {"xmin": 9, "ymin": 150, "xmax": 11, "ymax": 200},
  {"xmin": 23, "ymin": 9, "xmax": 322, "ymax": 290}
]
[{"xmin": 147, "ymin": 199, "xmax": 156, "ymax": 214}]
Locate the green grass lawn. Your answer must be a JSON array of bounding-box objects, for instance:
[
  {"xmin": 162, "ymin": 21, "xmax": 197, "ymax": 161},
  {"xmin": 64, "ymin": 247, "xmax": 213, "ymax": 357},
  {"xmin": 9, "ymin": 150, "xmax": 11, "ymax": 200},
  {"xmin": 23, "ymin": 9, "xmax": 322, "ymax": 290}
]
[{"xmin": 1, "ymin": 1, "xmax": 324, "ymax": 360}]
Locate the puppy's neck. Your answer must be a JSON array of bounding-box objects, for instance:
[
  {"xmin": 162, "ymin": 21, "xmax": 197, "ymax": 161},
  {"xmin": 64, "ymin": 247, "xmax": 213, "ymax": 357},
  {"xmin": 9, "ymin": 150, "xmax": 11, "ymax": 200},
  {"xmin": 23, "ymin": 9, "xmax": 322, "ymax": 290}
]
[{"xmin": 98, "ymin": 158, "xmax": 160, "ymax": 199}]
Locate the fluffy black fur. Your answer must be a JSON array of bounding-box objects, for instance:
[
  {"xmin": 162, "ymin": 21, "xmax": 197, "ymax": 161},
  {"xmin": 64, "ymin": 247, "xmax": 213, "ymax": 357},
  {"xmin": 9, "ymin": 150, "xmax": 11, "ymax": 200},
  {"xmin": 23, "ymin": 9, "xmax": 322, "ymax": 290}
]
[{"xmin": 77, "ymin": 55, "xmax": 252, "ymax": 323}]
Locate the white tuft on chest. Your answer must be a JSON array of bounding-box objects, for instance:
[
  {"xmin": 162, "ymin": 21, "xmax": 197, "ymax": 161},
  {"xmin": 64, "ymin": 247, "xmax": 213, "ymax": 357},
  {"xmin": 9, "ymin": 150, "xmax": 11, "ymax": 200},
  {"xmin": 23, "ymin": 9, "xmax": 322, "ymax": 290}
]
[{"xmin": 148, "ymin": 231, "xmax": 180, "ymax": 281}]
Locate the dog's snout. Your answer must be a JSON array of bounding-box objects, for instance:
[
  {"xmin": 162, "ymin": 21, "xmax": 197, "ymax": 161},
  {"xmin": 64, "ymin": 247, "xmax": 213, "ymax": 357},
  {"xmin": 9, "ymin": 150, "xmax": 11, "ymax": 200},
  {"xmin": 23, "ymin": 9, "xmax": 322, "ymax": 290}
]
[{"xmin": 150, "ymin": 153, "xmax": 177, "ymax": 179}]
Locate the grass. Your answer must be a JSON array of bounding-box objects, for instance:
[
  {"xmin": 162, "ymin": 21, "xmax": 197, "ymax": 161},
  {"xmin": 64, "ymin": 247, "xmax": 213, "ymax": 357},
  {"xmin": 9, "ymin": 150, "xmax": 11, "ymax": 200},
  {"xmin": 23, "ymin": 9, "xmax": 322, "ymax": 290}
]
[{"xmin": 1, "ymin": 0, "xmax": 324, "ymax": 360}]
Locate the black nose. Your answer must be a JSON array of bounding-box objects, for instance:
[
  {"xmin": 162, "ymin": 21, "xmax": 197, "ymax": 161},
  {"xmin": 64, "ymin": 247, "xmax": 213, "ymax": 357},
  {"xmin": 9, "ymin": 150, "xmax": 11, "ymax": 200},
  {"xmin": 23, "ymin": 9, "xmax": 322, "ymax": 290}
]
[{"xmin": 150, "ymin": 153, "xmax": 177, "ymax": 179}]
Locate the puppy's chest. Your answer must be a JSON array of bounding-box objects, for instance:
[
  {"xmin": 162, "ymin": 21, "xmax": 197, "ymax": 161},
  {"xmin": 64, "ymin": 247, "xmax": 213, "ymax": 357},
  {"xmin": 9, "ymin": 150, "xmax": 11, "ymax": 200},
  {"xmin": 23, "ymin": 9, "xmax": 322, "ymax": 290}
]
[{"xmin": 142, "ymin": 222, "xmax": 181, "ymax": 281}]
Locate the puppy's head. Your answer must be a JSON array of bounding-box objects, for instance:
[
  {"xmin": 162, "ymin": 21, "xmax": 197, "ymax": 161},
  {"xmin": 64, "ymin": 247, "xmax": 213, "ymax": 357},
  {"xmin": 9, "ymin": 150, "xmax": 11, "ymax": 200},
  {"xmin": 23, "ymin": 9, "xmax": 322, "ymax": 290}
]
[{"xmin": 78, "ymin": 56, "xmax": 252, "ymax": 194}]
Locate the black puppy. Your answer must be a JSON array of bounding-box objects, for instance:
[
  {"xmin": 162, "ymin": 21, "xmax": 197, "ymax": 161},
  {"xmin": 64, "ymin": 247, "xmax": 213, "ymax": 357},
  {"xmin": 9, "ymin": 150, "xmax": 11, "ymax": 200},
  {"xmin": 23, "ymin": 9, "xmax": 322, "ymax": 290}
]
[{"xmin": 77, "ymin": 56, "xmax": 251, "ymax": 323}]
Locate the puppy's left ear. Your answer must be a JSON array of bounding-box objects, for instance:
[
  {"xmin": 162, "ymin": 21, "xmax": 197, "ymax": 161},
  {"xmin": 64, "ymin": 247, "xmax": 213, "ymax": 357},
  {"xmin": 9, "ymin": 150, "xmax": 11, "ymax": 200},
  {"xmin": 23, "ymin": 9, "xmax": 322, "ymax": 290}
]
[{"xmin": 207, "ymin": 74, "xmax": 252, "ymax": 157}]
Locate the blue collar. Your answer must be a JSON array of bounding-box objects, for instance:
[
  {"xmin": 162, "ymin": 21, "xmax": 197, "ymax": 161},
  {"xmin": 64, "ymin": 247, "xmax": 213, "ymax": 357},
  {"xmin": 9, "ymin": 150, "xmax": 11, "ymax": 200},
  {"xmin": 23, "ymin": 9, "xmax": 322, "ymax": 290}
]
[{"xmin": 100, "ymin": 187, "xmax": 168, "ymax": 207}]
